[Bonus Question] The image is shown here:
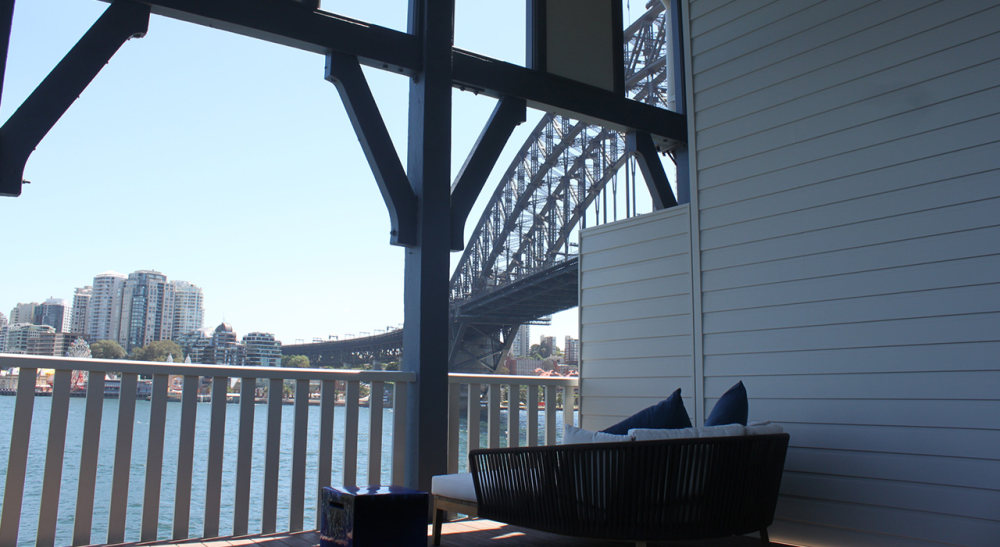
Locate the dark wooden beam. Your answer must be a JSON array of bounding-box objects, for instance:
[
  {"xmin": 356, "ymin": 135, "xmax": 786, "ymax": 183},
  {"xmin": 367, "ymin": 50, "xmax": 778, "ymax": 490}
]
[
  {"xmin": 0, "ymin": 0, "xmax": 149, "ymax": 197},
  {"xmin": 450, "ymin": 97, "xmax": 526, "ymax": 250},
  {"xmin": 325, "ymin": 52, "xmax": 417, "ymax": 247}
]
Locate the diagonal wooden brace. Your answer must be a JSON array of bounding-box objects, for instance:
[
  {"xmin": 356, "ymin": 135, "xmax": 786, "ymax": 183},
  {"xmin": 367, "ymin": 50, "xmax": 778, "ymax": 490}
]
[
  {"xmin": 450, "ymin": 97, "xmax": 526, "ymax": 250},
  {"xmin": 626, "ymin": 130, "xmax": 678, "ymax": 210},
  {"xmin": 326, "ymin": 51, "xmax": 418, "ymax": 247},
  {"xmin": 0, "ymin": 0, "xmax": 150, "ymax": 197}
]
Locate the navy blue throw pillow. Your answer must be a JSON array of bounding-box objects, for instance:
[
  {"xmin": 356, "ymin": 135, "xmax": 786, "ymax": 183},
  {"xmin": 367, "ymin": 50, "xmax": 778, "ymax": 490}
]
[
  {"xmin": 600, "ymin": 388, "xmax": 691, "ymax": 435},
  {"xmin": 705, "ymin": 381, "xmax": 748, "ymax": 426}
]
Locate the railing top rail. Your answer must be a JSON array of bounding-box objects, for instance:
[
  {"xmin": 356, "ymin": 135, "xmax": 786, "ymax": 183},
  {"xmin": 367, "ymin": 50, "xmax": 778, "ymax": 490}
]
[
  {"xmin": 448, "ymin": 372, "xmax": 579, "ymax": 387},
  {"xmin": 0, "ymin": 353, "xmax": 416, "ymax": 383}
]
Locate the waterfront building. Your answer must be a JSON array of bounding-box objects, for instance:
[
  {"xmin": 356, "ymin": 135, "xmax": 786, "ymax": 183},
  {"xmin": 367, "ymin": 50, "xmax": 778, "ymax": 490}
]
[
  {"xmin": 9, "ymin": 302, "xmax": 38, "ymax": 325},
  {"xmin": 175, "ymin": 329, "xmax": 212, "ymax": 364},
  {"xmin": 118, "ymin": 270, "xmax": 174, "ymax": 351},
  {"xmin": 0, "ymin": 310, "xmax": 6, "ymax": 330},
  {"xmin": 4, "ymin": 323, "xmax": 55, "ymax": 354},
  {"xmin": 563, "ymin": 336, "xmax": 579, "ymax": 365},
  {"xmin": 170, "ymin": 280, "xmax": 204, "ymax": 339},
  {"xmin": 243, "ymin": 331, "xmax": 282, "ymax": 367},
  {"xmin": 0, "ymin": 326, "xmax": 7, "ymax": 352},
  {"xmin": 34, "ymin": 297, "xmax": 71, "ymax": 333},
  {"xmin": 85, "ymin": 271, "xmax": 126, "ymax": 342},
  {"xmin": 207, "ymin": 322, "xmax": 243, "ymax": 366},
  {"xmin": 71, "ymin": 286, "xmax": 92, "ymax": 335}
]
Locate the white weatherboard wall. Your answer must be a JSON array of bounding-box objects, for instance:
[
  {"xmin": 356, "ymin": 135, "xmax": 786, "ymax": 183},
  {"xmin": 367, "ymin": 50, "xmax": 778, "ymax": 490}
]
[
  {"xmin": 579, "ymin": 0, "xmax": 1000, "ymax": 545},
  {"xmin": 579, "ymin": 206, "xmax": 694, "ymax": 431}
]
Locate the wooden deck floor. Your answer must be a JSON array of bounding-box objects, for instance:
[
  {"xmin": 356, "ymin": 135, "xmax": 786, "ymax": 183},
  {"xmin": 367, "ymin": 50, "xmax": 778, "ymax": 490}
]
[{"xmin": 129, "ymin": 519, "xmax": 770, "ymax": 546}]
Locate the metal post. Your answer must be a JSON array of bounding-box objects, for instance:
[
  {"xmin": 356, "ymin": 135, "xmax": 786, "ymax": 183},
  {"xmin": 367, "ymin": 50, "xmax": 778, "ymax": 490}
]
[{"xmin": 402, "ymin": 0, "xmax": 454, "ymax": 492}]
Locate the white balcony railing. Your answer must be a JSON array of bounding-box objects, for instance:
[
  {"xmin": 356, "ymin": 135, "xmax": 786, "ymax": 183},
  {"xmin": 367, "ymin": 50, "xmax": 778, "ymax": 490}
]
[{"xmin": 0, "ymin": 355, "xmax": 579, "ymax": 546}]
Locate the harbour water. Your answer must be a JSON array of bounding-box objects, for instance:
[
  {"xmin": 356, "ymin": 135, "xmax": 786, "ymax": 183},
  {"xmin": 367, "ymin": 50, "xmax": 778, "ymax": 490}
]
[{"xmin": 0, "ymin": 394, "xmax": 570, "ymax": 546}]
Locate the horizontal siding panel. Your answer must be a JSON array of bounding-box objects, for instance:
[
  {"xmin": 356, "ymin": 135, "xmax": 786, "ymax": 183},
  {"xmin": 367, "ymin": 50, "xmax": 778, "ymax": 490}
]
[
  {"xmin": 699, "ymin": 28, "xmax": 1000, "ymax": 147},
  {"xmin": 785, "ymin": 447, "xmax": 1000, "ymax": 491},
  {"xmin": 747, "ymin": 398, "xmax": 1000, "ymax": 430},
  {"xmin": 703, "ymin": 283, "xmax": 1000, "ymax": 334},
  {"xmin": 772, "ymin": 519, "xmax": 945, "ymax": 547},
  {"xmin": 703, "ymin": 255, "xmax": 1000, "ymax": 313},
  {"xmin": 580, "ymin": 207, "xmax": 689, "ymax": 252},
  {"xmin": 706, "ymin": 370, "xmax": 1000, "ymax": 402},
  {"xmin": 585, "ymin": 377, "xmax": 697, "ymax": 399},
  {"xmin": 782, "ymin": 472, "xmax": 1000, "ymax": 521},
  {"xmin": 581, "ymin": 294, "xmax": 691, "ymax": 323},
  {"xmin": 687, "ymin": 0, "xmax": 733, "ymax": 22},
  {"xmin": 702, "ymin": 197, "xmax": 1000, "ymax": 271},
  {"xmin": 781, "ymin": 422, "xmax": 999, "ymax": 461},
  {"xmin": 690, "ymin": 0, "xmax": 824, "ymax": 60},
  {"xmin": 583, "ymin": 394, "xmax": 694, "ymax": 421},
  {"xmin": 703, "ymin": 313, "xmax": 1000, "ymax": 355},
  {"xmin": 583, "ymin": 314, "xmax": 692, "ymax": 341},
  {"xmin": 581, "ymin": 234, "xmax": 688, "ymax": 271},
  {"xmin": 699, "ymin": 86, "xmax": 1000, "ymax": 187},
  {"xmin": 582, "ymin": 277, "xmax": 689, "ymax": 306},
  {"xmin": 688, "ymin": 0, "xmax": 776, "ymax": 39},
  {"xmin": 704, "ymin": 342, "xmax": 1000, "ymax": 377},
  {"xmin": 699, "ymin": 139, "xmax": 1000, "ymax": 231},
  {"xmin": 583, "ymin": 356, "xmax": 694, "ymax": 379},
  {"xmin": 699, "ymin": 115, "xmax": 1000, "ymax": 209},
  {"xmin": 585, "ymin": 335, "xmax": 691, "ymax": 360},
  {"xmin": 775, "ymin": 496, "xmax": 1000, "ymax": 547},
  {"xmin": 701, "ymin": 170, "xmax": 1000, "ymax": 253},
  {"xmin": 701, "ymin": 225, "xmax": 1000, "ymax": 289},
  {"xmin": 581, "ymin": 256, "xmax": 689, "ymax": 288},
  {"xmin": 697, "ymin": 3, "xmax": 1000, "ymax": 128},
  {"xmin": 695, "ymin": 0, "xmax": 959, "ymax": 106}
]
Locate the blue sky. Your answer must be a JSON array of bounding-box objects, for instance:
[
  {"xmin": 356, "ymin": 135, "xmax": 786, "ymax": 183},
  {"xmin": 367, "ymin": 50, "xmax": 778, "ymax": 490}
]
[{"xmin": 1, "ymin": 1, "xmax": 654, "ymax": 345}]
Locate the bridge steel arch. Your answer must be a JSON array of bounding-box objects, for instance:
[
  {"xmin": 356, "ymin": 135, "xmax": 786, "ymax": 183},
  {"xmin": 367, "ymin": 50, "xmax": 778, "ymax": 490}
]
[{"xmin": 448, "ymin": 4, "xmax": 680, "ymax": 371}]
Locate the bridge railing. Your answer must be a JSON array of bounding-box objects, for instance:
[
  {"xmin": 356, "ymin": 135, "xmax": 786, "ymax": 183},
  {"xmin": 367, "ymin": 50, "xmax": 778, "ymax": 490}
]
[
  {"xmin": 0, "ymin": 353, "xmax": 414, "ymax": 546},
  {"xmin": 445, "ymin": 372, "xmax": 580, "ymax": 474}
]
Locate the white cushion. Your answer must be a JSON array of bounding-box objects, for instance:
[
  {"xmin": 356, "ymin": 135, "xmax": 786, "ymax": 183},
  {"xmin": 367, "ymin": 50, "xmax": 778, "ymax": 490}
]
[
  {"xmin": 562, "ymin": 425, "xmax": 632, "ymax": 444},
  {"xmin": 746, "ymin": 421, "xmax": 784, "ymax": 435},
  {"xmin": 629, "ymin": 423, "xmax": 745, "ymax": 441},
  {"xmin": 431, "ymin": 472, "xmax": 476, "ymax": 501}
]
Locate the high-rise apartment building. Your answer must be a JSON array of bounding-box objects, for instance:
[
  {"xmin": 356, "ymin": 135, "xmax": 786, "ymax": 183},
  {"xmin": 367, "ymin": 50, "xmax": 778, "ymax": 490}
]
[
  {"xmin": 34, "ymin": 298, "xmax": 71, "ymax": 333},
  {"xmin": 563, "ymin": 336, "xmax": 580, "ymax": 365},
  {"xmin": 207, "ymin": 322, "xmax": 242, "ymax": 365},
  {"xmin": 0, "ymin": 311, "xmax": 7, "ymax": 329},
  {"xmin": 85, "ymin": 271, "xmax": 126, "ymax": 342},
  {"xmin": 118, "ymin": 270, "xmax": 174, "ymax": 351},
  {"xmin": 9, "ymin": 302, "xmax": 38, "ymax": 325},
  {"xmin": 243, "ymin": 332, "xmax": 282, "ymax": 367},
  {"xmin": 511, "ymin": 324, "xmax": 531, "ymax": 357},
  {"xmin": 170, "ymin": 280, "xmax": 204, "ymax": 339},
  {"xmin": 4, "ymin": 323, "xmax": 55, "ymax": 354},
  {"xmin": 71, "ymin": 286, "xmax": 92, "ymax": 334}
]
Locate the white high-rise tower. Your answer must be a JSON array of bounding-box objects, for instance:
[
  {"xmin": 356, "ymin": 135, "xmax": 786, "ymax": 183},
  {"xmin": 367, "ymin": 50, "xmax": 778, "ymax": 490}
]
[
  {"xmin": 85, "ymin": 271, "xmax": 127, "ymax": 342},
  {"xmin": 170, "ymin": 280, "xmax": 204, "ymax": 339},
  {"xmin": 119, "ymin": 270, "xmax": 174, "ymax": 351}
]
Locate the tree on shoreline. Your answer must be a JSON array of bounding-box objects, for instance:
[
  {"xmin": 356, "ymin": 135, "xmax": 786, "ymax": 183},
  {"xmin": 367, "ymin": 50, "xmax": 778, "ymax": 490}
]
[{"xmin": 91, "ymin": 339, "xmax": 126, "ymax": 359}]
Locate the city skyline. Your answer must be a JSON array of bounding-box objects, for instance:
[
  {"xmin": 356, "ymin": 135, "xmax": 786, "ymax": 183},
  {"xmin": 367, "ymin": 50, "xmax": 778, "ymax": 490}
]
[{"xmin": 0, "ymin": 1, "xmax": 604, "ymax": 346}]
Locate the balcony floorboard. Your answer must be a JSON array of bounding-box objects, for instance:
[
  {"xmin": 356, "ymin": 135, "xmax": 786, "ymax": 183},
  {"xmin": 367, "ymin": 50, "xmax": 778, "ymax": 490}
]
[{"xmin": 122, "ymin": 519, "xmax": 777, "ymax": 546}]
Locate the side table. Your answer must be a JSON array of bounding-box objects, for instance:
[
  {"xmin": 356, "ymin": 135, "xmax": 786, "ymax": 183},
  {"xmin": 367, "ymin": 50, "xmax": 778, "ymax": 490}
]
[{"xmin": 320, "ymin": 485, "xmax": 428, "ymax": 547}]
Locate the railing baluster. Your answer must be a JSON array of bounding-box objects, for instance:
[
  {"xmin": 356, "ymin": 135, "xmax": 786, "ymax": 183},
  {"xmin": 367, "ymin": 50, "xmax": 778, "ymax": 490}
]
[
  {"xmin": 262, "ymin": 377, "xmax": 282, "ymax": 534},
  {"xmin": 508, "ymin": 383, "xmax": 520, "ymax": 448},
  {"xmin": 447, "ymin": 382, "xmax": 460, "ymax": 474},
  {"xmin": 140, "ymin": 373, "xmax": 168, "ymax": 542},
  {"xmin": 37, "ymin": 369, "xmax": 71, "ymax": 546},
  {"xmin": 233, "ymin": 377, "xmax": 256, "ymax": 536},
  {"xmin": 488, "ymin": 383, "xmax": 500, "ymax": 448},
  {"xmin": 391, "ymin": 381, "xmax": 408, "ymax": 486},
  {"xmin": 290, "ymin": 379, "xmax": 309, "ymax": 532},
  {"xmin": 73, "ymin": 373, "xmax": 105, "ymax": 546},
  {"xmin": 108, "ymin": 373, "xmax": 138, "ymax": 543},
  {"xmin": 173, "ymin": 375, "xmax": 199, "ymax": 539},
  {"xmin": 203, "ymin": 376, "xmax": 227, "ymax": 538},
  {"xmin": 0, "ymin": 367, "xmax": 35, "ymax": 546},
  {"xmin": 344, "ymin": 380, "xmax": 360, "ymax": 487},
  {"xmin": 527, "ymin": 385, "xmax": 539, "ymax": 446},
  {"xmin": 562, "ymin": 385, "xmax": 575, "ymax": 428},
  {"xmin": 318, "ymin": 380, "xmax": 336, "ymax": 501},
  {"xmin": 545, "ymin": 385, "xmax": 557, "ymax": 445},
  {"xmin": 368, "ymin": 381, "xmax": 384, "ymax": 485},
  {"xmin": 467, "ymin": 383, "xmax": 480, "ymax": 456}
]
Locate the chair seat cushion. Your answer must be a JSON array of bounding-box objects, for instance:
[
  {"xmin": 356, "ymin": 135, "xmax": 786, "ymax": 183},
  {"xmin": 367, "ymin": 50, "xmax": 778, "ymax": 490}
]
[{"xmin": 431, "ymin": 472, "xmax": 476, "ymax": 502}]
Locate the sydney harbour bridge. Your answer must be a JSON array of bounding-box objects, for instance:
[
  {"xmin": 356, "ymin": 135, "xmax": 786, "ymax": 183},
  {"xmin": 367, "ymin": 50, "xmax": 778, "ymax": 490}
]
[{"xmin": 283, "ymin": 4, "xmax": 681, "ymax": 371}]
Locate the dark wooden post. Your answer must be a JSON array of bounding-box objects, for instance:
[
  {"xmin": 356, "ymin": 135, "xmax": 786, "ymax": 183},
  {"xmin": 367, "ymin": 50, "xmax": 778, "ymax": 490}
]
[{"xmin": 402, "ymin": 0, "xmax": 454, "ymax": 492}]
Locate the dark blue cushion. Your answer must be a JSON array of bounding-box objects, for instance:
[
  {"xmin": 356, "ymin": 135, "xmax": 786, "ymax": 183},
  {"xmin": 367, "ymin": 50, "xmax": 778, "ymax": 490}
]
[
  {"xmin": 600, "ymin": 388, "xmax": 691, "ymax": 435},
  {"xmin": 705, "ymin": 381, "xmax": 748, "ymax": 426}
]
